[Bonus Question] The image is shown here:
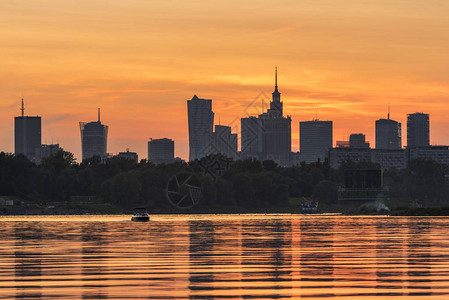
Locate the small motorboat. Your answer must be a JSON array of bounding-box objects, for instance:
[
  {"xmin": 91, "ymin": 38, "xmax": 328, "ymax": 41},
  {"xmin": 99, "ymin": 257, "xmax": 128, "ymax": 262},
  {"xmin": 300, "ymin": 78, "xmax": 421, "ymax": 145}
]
[
  {"xmin": 301, "ymin": 199, "xmax": 318, "ymax": 214},
  {"xmin": 131, "ymin": 208, "xmax": 150, "ymax": 222}
]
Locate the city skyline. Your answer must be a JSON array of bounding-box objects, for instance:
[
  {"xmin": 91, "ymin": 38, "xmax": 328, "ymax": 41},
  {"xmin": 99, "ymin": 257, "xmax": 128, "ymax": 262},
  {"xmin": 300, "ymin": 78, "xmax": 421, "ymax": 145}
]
[
  {"xmin": 8, "ymin": 90, "xmax": 441, "ymax": 164},
  {"xmin": 4, "ymin": 82, "xmax": 445, "ymax": 162},
  {"xmin": 2, "ymin": 1, "xmax": 449, "ymax": 161}
]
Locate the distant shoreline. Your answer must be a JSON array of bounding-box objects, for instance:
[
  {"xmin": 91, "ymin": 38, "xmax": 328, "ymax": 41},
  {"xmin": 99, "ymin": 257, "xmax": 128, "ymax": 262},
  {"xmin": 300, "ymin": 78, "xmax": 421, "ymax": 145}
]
[{"xmin": 2, "ymin": 206, "xmax": 449, "ymax": 217}]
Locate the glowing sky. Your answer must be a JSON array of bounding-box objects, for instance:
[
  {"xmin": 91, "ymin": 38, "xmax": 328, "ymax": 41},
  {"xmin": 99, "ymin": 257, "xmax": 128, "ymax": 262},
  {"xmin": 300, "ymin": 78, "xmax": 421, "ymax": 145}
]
[{"xmin": 1, "ymin": 0, "xmax": 448, "ymax": 161}]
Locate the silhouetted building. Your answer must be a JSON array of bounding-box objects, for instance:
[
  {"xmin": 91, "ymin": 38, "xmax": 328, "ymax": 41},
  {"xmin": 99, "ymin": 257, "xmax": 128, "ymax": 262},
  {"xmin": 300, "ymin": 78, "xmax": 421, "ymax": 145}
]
[
  {"xmin": 370, "ymin": 149, "xmax": 406, "ymax": 169},
  {"xmin": 258, "ymin": 68, "xmax": 292, "ymax": 166},
  {"xmin": 14, "ymin": 98, "xmax": 41, "ymax": 160},
  {"xmin": 187, "ymin": 95, "xmax": 214, "ymax": 161},
  {"xmin": 291, "ymin": 151, "xmax": 302, "ymax": 166},
  {"xmin": 330, "ymin": 146, "xmax": 449, "ymax": 170},
  {"xmin": 34, "ymin": 144, "xmax": 63, "ymax": 165},
  {"xmin": 207, "ymin": 125, "xmax": 238, "ymax": 159},
  {"xmin": 375, "ymin": 117, "xmax": 401, "ymax": 149},
  {"xmin": 300, "ymin": 120, "xmax": 333, "ymax": 163},
  {"xmin": 329, "ymin": 147, "xmax": 371, "ymax": 169},
  {"xmin": 148, "ymin": 138, "xmax": 175, "ymax": 164},
  {"xmin": 338, "ymin": 169, "xmax": 387, "ymax": 201},
  {"xmin": 330, "ymin": 147, "xmax": 407, "ymax": 170},
  {"xmin": 79, "ymin": 108, "xmax": 108, "ymax": 161},
  {"xmin": 240, "ymin": 69, "xmax": 291, "ymax": 166},
  {"xmin": 241, "ymin": 116, "xmax": 263, "ymax": 160},
  {"xmin": 407, "ymin": 113, "xmax": 429, "ymax": 147},
  {"xmin": 349, "ymin": 134, "xmax": 370, "ymax": 148},
  {"xmin": 336, "ymin": 140, "xmax": 350, "ymax": 148},
  {"xmin": 407, "ymin": 146, "xmax": 449, "ymax": 165},
  {"xmin": 117, "ymin": 149, "xmax": 138, "ymax": 163}
]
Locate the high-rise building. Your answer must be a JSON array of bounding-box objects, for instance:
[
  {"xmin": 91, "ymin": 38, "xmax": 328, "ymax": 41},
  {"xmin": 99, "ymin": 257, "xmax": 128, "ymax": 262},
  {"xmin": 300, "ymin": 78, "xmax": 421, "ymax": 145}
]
[
  {"xmin": 207, "ymin": 125, "xmax": 238, "ymax": 159},
  {"xmin": 241, "ymin": 116, "xmax": 263, "ymax": 159},
  {"xmin": 187, "ymin": 95, "xmax": 214, "ymax": 161},
  {"xmin": 14, "ymin": 98, "xmax": 41, "ymax": 161},
  {"xmin": 407, "ymin": 112, "xmax": 429, "ymax": 147},
  {"xmin": 349, "ymin": 134, "xmax": 370, "ymax": 148},
  {"xmin": 300, "ymin": 120, "xmax": 333, "ymax": 163},
  {"xmin": 258, "ymin": 68, "xmax": 292, "ymax": 166},
  {"xmin": 148, "ymin": 138, "xmax": 175, "ymax": 164},
  {"xmin": 375, "ymin": 116, "xmax": 401, "ymax": 149},
  {"xmin": 79, "ymin": 108, "xmax": 108, "ymax": 161}
]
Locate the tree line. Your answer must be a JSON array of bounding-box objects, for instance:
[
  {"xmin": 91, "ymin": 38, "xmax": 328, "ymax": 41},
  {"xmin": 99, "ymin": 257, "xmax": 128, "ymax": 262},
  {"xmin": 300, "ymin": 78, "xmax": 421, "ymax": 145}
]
[{"xmin": 0, "ymin": 151, "xmax": 448, "ymax": 210}]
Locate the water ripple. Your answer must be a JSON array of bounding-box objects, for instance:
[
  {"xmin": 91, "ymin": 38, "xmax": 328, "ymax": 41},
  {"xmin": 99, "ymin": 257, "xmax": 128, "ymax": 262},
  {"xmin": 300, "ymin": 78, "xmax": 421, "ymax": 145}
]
[{"xmin": 0, "ymin": 215, "xmax": 449, "ymax": 299}]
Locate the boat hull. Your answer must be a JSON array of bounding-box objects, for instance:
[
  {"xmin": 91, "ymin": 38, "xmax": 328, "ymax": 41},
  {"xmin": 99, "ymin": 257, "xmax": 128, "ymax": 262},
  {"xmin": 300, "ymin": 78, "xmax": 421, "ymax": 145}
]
[{"xmin": 131, "ymin": 216, "xmax": 150, "ymax": 222}]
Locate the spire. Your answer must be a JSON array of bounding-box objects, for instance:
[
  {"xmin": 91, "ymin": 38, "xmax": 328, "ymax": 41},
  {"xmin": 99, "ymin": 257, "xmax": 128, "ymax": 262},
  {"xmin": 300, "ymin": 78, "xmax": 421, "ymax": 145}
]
[
  {"xmin": 275, "ymin": 66, "xmax": 278, "ymax": 89},
  {"xmin": 21, "ymin": 97, "xmax": 24, "ymax": 117},
  {"xmin": 272, "ymin": 66, "xmax": 281, "ymax": 103},
  {"xmin": 98, "ymin": 108, "xmax": 101, "ymax": 122}
]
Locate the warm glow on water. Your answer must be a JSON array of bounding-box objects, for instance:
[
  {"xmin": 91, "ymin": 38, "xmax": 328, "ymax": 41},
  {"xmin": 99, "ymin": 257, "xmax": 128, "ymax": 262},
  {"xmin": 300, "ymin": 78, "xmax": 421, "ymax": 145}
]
[{"xmin": 1, "ymin": 214, "xmax": 449, "ymax": 299}]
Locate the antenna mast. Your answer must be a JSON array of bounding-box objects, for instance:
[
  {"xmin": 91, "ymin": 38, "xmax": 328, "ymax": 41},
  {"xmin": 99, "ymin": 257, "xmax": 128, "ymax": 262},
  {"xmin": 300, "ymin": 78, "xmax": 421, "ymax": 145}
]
[
  {"xmin": 21, "ymin": 97, "xmax": 24, "ymax": 117},
  {"xmin": 388, "ymin": 101, "xmax": 390, "ymax": 120},
  {"xmin": 98, "ymin": 108, "xmax": 100, "ymax": 122}
]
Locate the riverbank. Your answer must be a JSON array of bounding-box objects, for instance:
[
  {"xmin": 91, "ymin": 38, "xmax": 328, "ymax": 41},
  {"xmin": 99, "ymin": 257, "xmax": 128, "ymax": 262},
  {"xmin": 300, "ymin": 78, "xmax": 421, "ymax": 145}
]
[
  {"xmin": 3, "ymin": 196, "xmax": 449, "ymax": 216},
  {"xmin": 0, "ymin": 205, "xmax": 449, "ymax": 216}
]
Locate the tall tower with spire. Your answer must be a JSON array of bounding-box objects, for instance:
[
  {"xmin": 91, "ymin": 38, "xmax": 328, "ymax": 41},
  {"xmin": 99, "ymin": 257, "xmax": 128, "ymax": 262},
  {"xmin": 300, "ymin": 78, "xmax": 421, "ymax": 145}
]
[
  {"xmin": 375, "ymin": 105, "xmax": 401, "ymax": 149},
  {"xmin": 267, "ymin": 67, "xmax": 283, "ymax": 117},
  {"xmin": 14, "ymin": 97, "xmax": 42, "ymax": 160},
  {"xmin": 241, "ymin": 68, "xmax": 292, "ymax": 166}
]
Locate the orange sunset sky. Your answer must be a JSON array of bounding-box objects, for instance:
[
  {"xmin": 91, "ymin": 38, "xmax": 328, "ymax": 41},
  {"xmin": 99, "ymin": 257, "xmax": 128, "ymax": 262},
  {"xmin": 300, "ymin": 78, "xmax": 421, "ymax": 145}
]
[{"xmin": 1, "ymin": 0, "xmax": 448, "ymax": 161}]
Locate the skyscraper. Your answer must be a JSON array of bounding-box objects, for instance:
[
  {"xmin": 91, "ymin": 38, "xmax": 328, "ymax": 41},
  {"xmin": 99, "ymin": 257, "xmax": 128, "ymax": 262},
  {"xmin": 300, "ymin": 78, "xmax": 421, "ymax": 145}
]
[
  {"xmin": 258, "ymin": 68, "xmax": 292, "ymax": 166},
  {"xmin": 407, "ymin": 112, "xmax": 430, "ymax": 147},
  {"xmin": 241, "ymin": 116, "xmax": 263, "ymax": 159},
  {"xmin": 187, "ymin": 95, "xmax": 214, "ymax": 161},
  {"xmin": 79, "ymin": 108, "xmax": 108, "ymax": 161},
  {"xmin": 207, "ymin": 125, "xmax": 238, "ymax": 159},
  {"xmin": 14, "ymin": 98, "xmax": 41, "ymax": 161},
  {"xmin": 240, "ymin": 68, "xmax": 291, "ymax": 166},
  {"xmin": 148, "ymin": 138, "xmax": 175, "ymax": 164},
  {"xmin": 375, "ymin": 117, "xmax": 401, "ymax": 149},
  {"xmin": 300, "ymin": 120, "xmax": 333, "ymax": 163}
]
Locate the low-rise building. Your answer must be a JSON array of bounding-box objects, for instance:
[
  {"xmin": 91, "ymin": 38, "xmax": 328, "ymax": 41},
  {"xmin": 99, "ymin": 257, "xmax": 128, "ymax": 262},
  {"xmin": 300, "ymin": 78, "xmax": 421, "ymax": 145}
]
[
  {"xmin": 407, "ymin": 146, "xmax": 449, "ymax": 165},
  {"xmin": 117, "ymin": 149, "xmax": 138, "ymax": 163},
  {"xmin": 329, "ymin": 147, "xmax": 371, "ymax": 169},
  {"xmin": 370, "ymin": 149, "xmax": 406, "ymax": 170},
  {"xmin": 34, "ymin": 144, "xmax": 63, "ymax": 165},
  {"xmin": 330, "ymin": 146, "xmax": 449, "ymax": 170}
]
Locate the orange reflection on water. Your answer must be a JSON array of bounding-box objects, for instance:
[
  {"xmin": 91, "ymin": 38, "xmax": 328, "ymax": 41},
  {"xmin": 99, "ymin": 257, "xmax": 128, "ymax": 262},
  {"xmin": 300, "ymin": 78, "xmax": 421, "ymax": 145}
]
[{"xmin": 0, "ymin": 215, "xmax": 448, "ymax": 299}]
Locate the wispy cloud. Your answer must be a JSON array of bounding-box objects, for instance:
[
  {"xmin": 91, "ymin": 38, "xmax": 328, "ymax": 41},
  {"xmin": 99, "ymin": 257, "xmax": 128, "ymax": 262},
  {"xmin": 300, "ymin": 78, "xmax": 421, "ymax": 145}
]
[{"xmin": 263, "ymin": 25, "xmax": 300, "ymax": 35}]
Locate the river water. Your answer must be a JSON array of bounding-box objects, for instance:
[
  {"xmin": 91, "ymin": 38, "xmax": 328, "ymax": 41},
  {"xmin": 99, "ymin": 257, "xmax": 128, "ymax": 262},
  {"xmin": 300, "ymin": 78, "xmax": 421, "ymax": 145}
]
[{"xmin": 0, "ymin": 214, "xmax": 448, "ymax": 299}]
